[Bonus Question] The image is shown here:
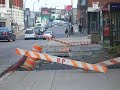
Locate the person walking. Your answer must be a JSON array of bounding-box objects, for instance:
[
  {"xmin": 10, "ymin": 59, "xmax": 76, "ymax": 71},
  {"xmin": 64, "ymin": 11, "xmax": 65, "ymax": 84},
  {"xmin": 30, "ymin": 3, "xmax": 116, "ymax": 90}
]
[
  {"xmin": 78, "ymin": 23, "xmax": 82, "ymax": 32},
  {"xmin": 65, "ymin": 28, "xmax": 69, "ymax": 37},
  {"xmin": 71, "ymin": 25, "xmax": 74, "ymax": 35}
]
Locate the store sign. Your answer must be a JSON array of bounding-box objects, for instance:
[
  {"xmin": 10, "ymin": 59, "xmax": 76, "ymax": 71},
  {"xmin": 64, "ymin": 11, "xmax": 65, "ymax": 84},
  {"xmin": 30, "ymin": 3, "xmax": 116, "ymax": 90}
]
[
  {"xmin": 65, "ymin": 5, "xmax": 72, "ymax": 11},
  {"xmin": 109, "ymin": 3, "xmax": 120, "ymax": 11}
]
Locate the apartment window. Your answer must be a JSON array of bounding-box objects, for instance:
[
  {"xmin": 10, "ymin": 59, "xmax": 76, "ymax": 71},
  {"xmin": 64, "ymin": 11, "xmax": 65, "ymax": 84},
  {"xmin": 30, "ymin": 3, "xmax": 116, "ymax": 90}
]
[{"xmin": 0, "ymin": 0, "xmax": 5, "ymax": 4}]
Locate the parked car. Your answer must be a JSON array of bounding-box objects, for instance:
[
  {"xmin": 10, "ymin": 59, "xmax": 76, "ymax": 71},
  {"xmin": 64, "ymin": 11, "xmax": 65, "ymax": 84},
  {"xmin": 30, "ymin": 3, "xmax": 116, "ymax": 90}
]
[
  {"xmin": 46, "ymin": 22, "xmax": 52, "ymax": 27},
  {"xmin": 24, "ymin": 29, "xmax": 38, "ymax": 40},
  {"xmin": 58, "ymin": 21, "xmax": 63, "ymax": 26},
  {"xmin": 42, "ymin": 31, "xmax": 55, "ymax": 39},
  {"xmin": 0, "ymin": 27, "xmax": 16, "ymax": 42}
]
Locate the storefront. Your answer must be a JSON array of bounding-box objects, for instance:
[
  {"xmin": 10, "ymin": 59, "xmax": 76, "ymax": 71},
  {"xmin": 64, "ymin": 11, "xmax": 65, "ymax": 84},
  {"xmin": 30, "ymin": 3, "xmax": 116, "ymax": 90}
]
[
  {"xmin": 101, "ymin": 2, "xmax": 120, "ymax": 46},
  {"xmin": 87, "ymin": 12, "xmax": 100, "ymax": 35}
]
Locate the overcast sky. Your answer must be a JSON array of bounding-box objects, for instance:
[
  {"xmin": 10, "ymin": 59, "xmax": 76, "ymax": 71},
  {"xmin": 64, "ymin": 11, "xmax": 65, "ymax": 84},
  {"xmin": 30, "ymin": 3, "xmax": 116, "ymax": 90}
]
[{"xmin": 25, "ymin": 0, "xmax": 77, "ymax": 11}]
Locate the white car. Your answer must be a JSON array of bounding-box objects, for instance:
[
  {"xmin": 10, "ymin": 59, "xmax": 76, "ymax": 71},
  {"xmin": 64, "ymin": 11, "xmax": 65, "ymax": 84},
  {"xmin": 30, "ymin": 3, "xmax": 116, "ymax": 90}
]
[
  {"xmin": 24, "ymin": 29, "xmax": 38, "ymax": 40},
  {"xmin": 42, "ymin": 31, "xmax": 55, "ymax": 39}
]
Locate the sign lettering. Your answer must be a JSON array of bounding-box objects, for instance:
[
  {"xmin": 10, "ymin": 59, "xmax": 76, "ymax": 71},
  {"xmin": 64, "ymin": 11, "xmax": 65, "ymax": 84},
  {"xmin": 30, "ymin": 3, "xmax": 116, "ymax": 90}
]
[{"xmin": 57, "ymin": 58, "xmax": 66, "ymax": 64}]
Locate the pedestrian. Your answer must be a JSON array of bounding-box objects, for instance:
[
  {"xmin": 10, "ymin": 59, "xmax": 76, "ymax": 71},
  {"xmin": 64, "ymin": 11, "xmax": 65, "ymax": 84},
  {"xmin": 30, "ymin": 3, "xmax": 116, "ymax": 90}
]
[
  {"xmin": 71, "ymin": 26, "xmax": 74, "ymax": 35},
  {"xmin": 78, "ymin": 24, "xmax": 82, "ymax": 32},
  {"xmin": 65, "ymin": 28, "xmax": 68, "ymax": 37}
]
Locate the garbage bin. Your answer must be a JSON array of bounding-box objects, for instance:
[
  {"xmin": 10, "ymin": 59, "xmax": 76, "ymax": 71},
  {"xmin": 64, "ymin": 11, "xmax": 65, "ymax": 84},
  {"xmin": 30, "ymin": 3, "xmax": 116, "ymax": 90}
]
[{"xmin": 91, "ymin": 32, "xmax": 99, "ymax": 44}]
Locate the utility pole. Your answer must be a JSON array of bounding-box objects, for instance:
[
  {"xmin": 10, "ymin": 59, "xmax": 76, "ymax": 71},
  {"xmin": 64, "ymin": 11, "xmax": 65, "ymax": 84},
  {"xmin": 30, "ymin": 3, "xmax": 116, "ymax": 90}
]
[
  {"xmin": 23, "ymin": 0, "xmax": 26, "ymax": 29},
  {"xmin": 71, "ymin": 0, "xmax": 73, "ymax": 24},
  {"xmin": 33, "ymin": 0, "xmax": 40, "ymax": 27},
  {"xmin": 10, "ymin": 0, "xmax": 13, "ymax": 29},
  {"xmin": 68, "ymin": 0, "xmax": 73, "ymax": 37}
]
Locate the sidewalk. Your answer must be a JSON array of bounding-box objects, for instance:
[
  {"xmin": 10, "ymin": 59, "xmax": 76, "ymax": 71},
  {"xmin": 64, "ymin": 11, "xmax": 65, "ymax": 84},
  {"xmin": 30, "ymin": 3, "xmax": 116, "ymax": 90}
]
[{"xmin": 47, "ymin": 24, "xmax": 90, "ymax": 46}]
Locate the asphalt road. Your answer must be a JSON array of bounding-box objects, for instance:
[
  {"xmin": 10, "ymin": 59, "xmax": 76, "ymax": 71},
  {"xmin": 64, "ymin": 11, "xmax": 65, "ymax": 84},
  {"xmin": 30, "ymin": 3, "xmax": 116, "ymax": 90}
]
[
  {"xmin": 46, "ymin": 25, "xmax": 66, "ymax": 38},
  {"xmin": 0, "ymin": 25, "xmax": 66, "ymax": 67}
]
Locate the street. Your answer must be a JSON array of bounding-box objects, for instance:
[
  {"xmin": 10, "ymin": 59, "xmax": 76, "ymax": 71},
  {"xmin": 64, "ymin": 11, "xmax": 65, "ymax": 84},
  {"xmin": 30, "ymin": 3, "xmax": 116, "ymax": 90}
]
[
  {"xmin": 0, "ymin": 25, "xmax": 120, "ymax": 90},
  {"xmin": 0, "ymin": 25, "xmax": 66, "ymax": 68}
]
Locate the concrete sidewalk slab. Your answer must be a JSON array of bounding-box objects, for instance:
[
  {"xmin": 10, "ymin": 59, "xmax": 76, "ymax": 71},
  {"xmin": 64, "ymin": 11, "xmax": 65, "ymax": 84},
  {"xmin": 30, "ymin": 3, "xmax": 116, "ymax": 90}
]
[{"xmin": 0, "ymin": 69, "xmax": 120, "ymax": 90}]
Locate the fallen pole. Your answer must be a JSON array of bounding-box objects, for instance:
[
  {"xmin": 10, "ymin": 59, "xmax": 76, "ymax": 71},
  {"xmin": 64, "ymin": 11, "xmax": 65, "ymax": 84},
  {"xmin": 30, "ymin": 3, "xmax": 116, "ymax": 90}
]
[{"xmin": 0, "ymin": 56, "xmax": 27, "ymax": 78}]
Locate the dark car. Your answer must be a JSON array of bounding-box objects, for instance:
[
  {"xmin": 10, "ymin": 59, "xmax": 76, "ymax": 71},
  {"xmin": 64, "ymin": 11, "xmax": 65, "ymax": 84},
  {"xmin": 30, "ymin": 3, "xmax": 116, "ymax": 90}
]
[{"xmin": 0, "ymin": 27, "xmax": 16, "ymax": 42}]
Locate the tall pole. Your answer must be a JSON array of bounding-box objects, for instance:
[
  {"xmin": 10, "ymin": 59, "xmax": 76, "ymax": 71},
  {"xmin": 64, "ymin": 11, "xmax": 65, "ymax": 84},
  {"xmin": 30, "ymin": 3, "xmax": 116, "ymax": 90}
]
[
  {"xmin": 71, "ymin": 0, "xmax": 73, "ymax": 23},
  {"xmin": 33, "ymin": 2, "xmax": 36, "ymax": 27},
  {"xmin": 11, "ymin": 0, "xmax": 13, "ymax": 29},
  {"xmin": 33, "ymin": 0, "xmax": 40, "ymax": 27},
  {"xmin": 23, "ymin": 0, "xmax": 26, "ymax": 29}
]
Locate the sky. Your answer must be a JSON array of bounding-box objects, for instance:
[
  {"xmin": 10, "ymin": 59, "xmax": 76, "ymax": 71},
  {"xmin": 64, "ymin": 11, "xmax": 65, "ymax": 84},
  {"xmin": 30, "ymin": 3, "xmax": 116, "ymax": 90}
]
[{"xmin": 25, "ymin": 0, "xmax": 77, "ymax": 11}]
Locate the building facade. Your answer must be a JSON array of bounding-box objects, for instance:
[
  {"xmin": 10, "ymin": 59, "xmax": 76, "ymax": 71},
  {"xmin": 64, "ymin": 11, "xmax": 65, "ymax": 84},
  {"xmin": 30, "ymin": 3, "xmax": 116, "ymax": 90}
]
[
  {"xmin": 77, "ymin": 0, "xmax": 120, "ymax": 46},
  {"xmin": 0, "ymin": 0, "xmax": 24, "ymax": 32},
  {"xmin": 24, "ymin": 8, "xmax": 36, "ymax": 28}
]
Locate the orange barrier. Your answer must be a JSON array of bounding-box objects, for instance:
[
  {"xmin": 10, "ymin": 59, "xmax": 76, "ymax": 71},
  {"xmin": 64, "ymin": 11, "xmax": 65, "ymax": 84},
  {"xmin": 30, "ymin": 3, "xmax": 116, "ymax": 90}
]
[
  {"xmin": 16, "ymin": 48, "xmax": 107, "ymax": 73},
  {"xmin": 44, "ymin": 36, "xmax": 91, "ymax": 46},
  {"xmin": 69, "ymin": 41, "xmax": 91, "ymax": 46},
  {"xmin": 23, "ymin": 57, "xmax": 38, "ymax": 70},
  {"xmin": 45, "ymin": 36, "xmax": 69, "ymax": 45},
  {"xmin": 22, "ymin": 44, "xmax": 42, "ymax": 70},
  {"xmin": 97, "ymin": 57, "xmax": 120, "ymax": 66},
  {"xmin": 33, "ymin": 44, "xmax": 43, "ymax": 51}
]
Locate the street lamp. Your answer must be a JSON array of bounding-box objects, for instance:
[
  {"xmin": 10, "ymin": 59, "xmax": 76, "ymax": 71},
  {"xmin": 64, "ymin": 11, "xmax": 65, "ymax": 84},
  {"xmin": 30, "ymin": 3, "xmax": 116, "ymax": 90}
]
[
  {"xmin": 10, "ymin": 0, "xmax": 13, "ymax": 28},
  {"xmin": 23, "ymin": 0, "xmax": 27, "ymax": 29},
  {"xmin": 33, "ymin": 0, "xmax": 40, "ymax": 27},
  {"xmin": 23, "ymin": 0, "xmax": 26, "ymax": 10}
]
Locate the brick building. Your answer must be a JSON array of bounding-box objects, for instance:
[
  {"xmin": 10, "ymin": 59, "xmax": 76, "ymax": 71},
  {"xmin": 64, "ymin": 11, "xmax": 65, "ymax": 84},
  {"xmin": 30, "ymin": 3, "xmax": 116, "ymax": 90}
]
[
  {"xmin": 0, "ymin": 0, "xmax": 24, "ymax": 32},
  {"xmin": 77, "ymin": 0, "xmax": 120, "ymax": 30},
  {"xmin": 77, "ymin": 0, "xmax": 120, "ymax": 46}
]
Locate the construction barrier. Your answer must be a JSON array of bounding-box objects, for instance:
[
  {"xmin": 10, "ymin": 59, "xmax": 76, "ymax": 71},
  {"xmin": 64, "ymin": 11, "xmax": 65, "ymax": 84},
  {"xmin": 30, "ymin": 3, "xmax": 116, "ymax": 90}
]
[
  {"xmin": 33, "ymin": 44, "xmax": 70, "ymax": 53},
  {"xmin": 45, "ymin": 36, "xmax": 92, "ymax": 46},
  {"xmin": 45, "ymin": 37, "xmax": 69, "ymax": 45},
  {"xmin": 33, "ymin": 44, "xmax": 43, "ymax": 51},
  {"xmin": 30, "ymin": 44, "xmax": 120, "ymax": 71},
  {"xmin": 16, "ymin": 48, "xmax": 107, "ymax": 73},
  {"xmin": 97, "ymin": 57, "xmax": 120, "ymax": 66},
  {"xmin": 69, "ymin": 41, "xmax": 91, "ymax": 46},
  {"xmin": 22, "ymin": 44, "xmax": 43, "ymax": 70}
]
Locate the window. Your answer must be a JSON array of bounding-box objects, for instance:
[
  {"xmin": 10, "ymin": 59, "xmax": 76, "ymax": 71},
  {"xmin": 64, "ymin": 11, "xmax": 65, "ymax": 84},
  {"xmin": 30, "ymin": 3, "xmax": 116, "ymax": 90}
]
[
  {"xmin": 80, "ymin": 0, "xmax": 87, "ymax": 6},
  {"xmin": 0, "ymin": 0, "xmax": 5, "ymax": 4}
]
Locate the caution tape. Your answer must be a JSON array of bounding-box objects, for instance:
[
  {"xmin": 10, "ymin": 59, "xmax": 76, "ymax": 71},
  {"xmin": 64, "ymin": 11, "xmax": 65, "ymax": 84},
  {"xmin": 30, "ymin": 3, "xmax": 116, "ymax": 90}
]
[
  {"xmin": 69, "ymin": 41, "xmax": 91, "ymax": 46},
  {"xmin": 16, "ymin": 48, "xmax": 107, "ymax": 73},
  {"xmin": 97, "ymin": 57, "xmax": 120, "ymax": 66},
  {"xmin": 44, "ymin": 36, "xmax": 92, "ymax": 46},
  {"xmin": 33, "ymin": 44, "xmax": 70, "ymax": 53},
  {"xmin": 45, "ymin": 36, "xmax": 69, "ymax": 45}
]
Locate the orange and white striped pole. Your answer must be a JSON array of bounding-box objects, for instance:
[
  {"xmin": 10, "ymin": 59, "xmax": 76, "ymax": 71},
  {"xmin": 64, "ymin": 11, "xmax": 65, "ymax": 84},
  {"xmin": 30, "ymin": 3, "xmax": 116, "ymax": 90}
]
[
  {"xmin": 33, "ymin": 44, "xmax": 43, "ymax": 52},
  {"xmin": 44, "ymin": 36, "xmax": 92, "ymax": 46},
  {"xmin": 16, "ymin": 48, "xmax": 107, "ymax": 73},
  {"xmin": 22, "ymin": 44, "xmax": 43, "ymax": 70},
  {"xmin": 97, "ymin": 57, "xmax": 120, "ymax": 66},
  {"xmin": 44, "ymin": 36, "xmax": 69, "ymax": 46}
]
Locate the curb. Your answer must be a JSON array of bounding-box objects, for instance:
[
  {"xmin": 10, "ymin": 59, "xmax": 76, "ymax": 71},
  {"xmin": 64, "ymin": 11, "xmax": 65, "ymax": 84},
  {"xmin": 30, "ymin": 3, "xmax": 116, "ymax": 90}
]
[{"xmin": 0, "ymin": 56, "xmax": 27, "ymax": 78}]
